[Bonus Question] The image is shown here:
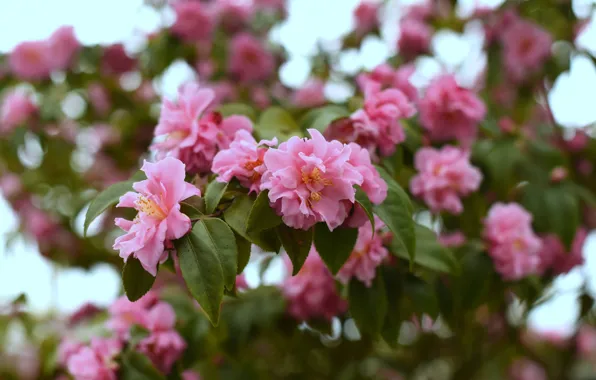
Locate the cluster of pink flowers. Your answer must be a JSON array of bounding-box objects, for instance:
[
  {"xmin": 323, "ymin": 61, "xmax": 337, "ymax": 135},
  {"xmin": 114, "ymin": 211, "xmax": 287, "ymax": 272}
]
[
  {"xmin": 483, "ymin": 203, "xmax": 543, "ymax": 280},
  {"xmin": 419, "ymin": 75, "xmax": 486, "ymax": 144},
  {"xmin": 357, "ymin": 63, "xmax": 418, "ymax": 101},
  {"xmin": 171, "ymin": 1, "xmax": 216, "ymax": 42},
  {"xmin": 63, "ymin": 338, "xmax": 122, "ymax": 380},
  {"xmin": 0, "ymin": 90, "xmax": 37, "ymax": 135},
  {"xmin": 212, "ymin": 130, "xmax": 278, "ymax": 193},
  {"xmin": 113, "ymin": 157, "xmax": 201, "ymax": 276},
  {"xmin": 337, "ymin": 217, "xmax": 389, "ymax": 287},
  {"xmin": 325, "ymin": 87, "xmax": 416, "ymax": 160},
  {"xmin": 539, "ymin": 228, "xmax": 587, "ymax": 275},
  {"xmin": 282, "ymin": 249, "xmax": 347, "ymax": 321},
  {"xmin": 152, "ymin": 82, "xmax": 253, "ymax": 173},
  {"xmin": 9, "ymin": 26, "xmax": 79, "ymax": 80},
  {"xmin": 499, "ymin": 16, "xmax": 552, "ymax": 83},
  {"xmin": 410, "ymin": 146, "xmax": 482, "ymax": 214},
  {"xmin": 260, "ymin": 129, "xmax": 387, "ymax": 230},
  {"xmin": 227, "ymin": 33, "xmax": 276, "ymax": 83}
]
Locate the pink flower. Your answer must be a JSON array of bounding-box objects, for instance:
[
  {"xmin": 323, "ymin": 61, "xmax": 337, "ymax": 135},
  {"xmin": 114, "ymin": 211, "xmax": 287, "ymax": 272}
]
[
  {"xmin": 9, "ymin": 41, "xmax": 51, "ymax": 80},
  {"xmin": 47, "ymin": 26, "xmax": 80, "ymax": 71},
  {"xmin": 113, "ymin": 157, "xmax": 201, "ymax": 276},
  {"xmin": 326, "ymin": 88, "xmax": 415, "ymax": 159},
  {"xmin": 292, "ymin": 79, "xmax": 326, "ymax": 108},
  {"xmin": 398, "ymin": 19, "xmax": 432, "ymax": 59},
  {"xmin": 138, "ymin": 302, "xmax": 186, "ymax": 373},
  {"xmin": 282, "ymin": 249, "xmax": 347, "ymax": 321},
  {"xmin": 410, "ymin": 146, "xmax": 482, "ymax": 214},
  {"xmin": 88, "ymin": 83, "xmax": 111, "ymax": 116},
  {"xmin": 152, "ymin": 82, "xmax": 253, "ymax": 173},
  {"xmin": 236, "ymin": 273, "xmax": 249, "ymax": 291},
  {"xmin": 337, "ymin": 217, "xmax": 388, "ymax": 286},
  {"xmin": 354, "ymin": 1, "xmax": 379, "ymax": 34},
  {"xmin": 419, "ymin": 75, "xmax": 486, "ymax": 144},
  {"xmin": 216, "ymin": 0, "xmax": 254, "ymax": 33},
  {"xmin": 501, "ymin": 19, "xmax": 552, "ymax": 83},
  {"xmin": 439, "ymin": 231, "xmax": 466, "ymax": 247},
  {"xmin": 261, "ymin": 129, "xmax": 385, "ymax": 230},
  {"xmin": 57, "ymin": 339, "xmax": 84, "ymax": 366},
  {"xmin": 227, "ymin": 33, "xmax": 275, "ymax": 83},
  {"xmin": 508, "ymin": 358, "xmax": 546, "ymax": 380},
  {"xmin": 1, "ymin": 90, "xmax": 37, "ymax": 134},
  {"xmin": 101, "ymin": 44, "xmax": 136, "ymax": 75},
  {"xmin": 539, "ymin": 228, "xmax": 587, "ymax": 275},
  {"xmin": 577, "ymin": 325, "xmax": 596, "ymax": 358},
  {"xmin": 212, "ymin": 130, "xmax": 277, "ymax": 193},
  {"xmin": 171, "ymin": 1, "xmax": 215, "ymax": 42},
  {"xmin": 69, "ymin": 303, "xmax": 102, "ymax": 326},
  {"xmin": 0, "ymin": 173, "xmax": 22, "ymax": 199},
  {"xmin": 345, "ymin": 142, "xmax": 387, "ymax": 205},
  {"xmin": 393, "ymin": 64, "xmax": 418, "ymax": 101},
  {"xmin": 182, "ymin": 370, "xmax": 202, "ymax": 380},
  {"xmin": 356, "ymin": 63, "xmax": 396, "ymax": 97},
  {"xmin": 250, "ymin": 86, "xmax": 271, "ymax": 109},
  {"xmin": 66, "ymin": 338, "xmax": 122, "ymax": 380},
  {"xmin": 106, "ymin": 292, "xmax": 158, "ymax": 336},
  {"xmin": 484, "ymin": 203, "xmax": 543, "ymax": 281}
]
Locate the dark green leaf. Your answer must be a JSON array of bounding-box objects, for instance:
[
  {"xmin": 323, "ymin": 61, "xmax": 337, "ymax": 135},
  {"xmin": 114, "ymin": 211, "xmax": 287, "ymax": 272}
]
[
  {"xmin": 349, "ymin": 271, "xmax": 387, "ymax": 337},
  {"xmin": 314, "ymin": 224, "xmax": 358, "ymax": 274},
  {"xmin": 84, "ymin": 180, "xmax": 133, "ymax": 236},
  {"xmin": 235, "ymin": 233, "xmax": 251, "ymax": 274},
  {"xmin": 122, "ymin": 257, "xmax": 156, "ymax": 302},
  {"xmin": 277, "ymin": 225, "xmax": 313, "ymax": 275},
  {"xmin": 120, "ymin": 350, "xmax": 165, "ymax": 380},
  {"xmin": 403, "ymin": 275, "xmax": 439, "ymax": 318},
  {"xmin": 545, "ymin": 187, "xmax": 579, "ymax": 249},
  {"xmin": 174, "ymin": 222, "xmax": 226, "ymax": 325},
  {"xmin": 354, "ymin": 185, "xmax": 375, "ymax": 233},
  {"xmin": 205, "ymin": 180, "xmax": 228, "ymax": 214},
  {"xmin": 257, "ymin": 106, "xmax": 302, "ymax": 141},
  {"xmin": 373, "ymin": 166, "xmax": 415, "ymax": 265},
  {"xmin": 200, "ymin": 218, "xmax": 238, "ymax": 290},
  {"xmin": 247, "ymin": 190, "xmax": 282, "ymax": 233},
  {"xmin": 381, "ymin": 266, "xmax": 402, "ymax": 347}
]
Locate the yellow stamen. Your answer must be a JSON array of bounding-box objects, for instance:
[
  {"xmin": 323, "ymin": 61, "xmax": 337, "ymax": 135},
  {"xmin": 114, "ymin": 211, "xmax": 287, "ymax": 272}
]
[
  {"xmin": 310, "ymin": 192, "xmax": 321, "ymax": 202},
  {"xmin": 136, "ymin": 196, "xmax": 167, "ymax": 220}
]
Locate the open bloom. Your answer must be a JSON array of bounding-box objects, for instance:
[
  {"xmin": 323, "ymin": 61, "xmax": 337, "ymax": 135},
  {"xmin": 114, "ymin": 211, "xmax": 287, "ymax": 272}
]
[
  {"xmin": 9, "ymin": 41, "xmax": 52, "ymax": 80},
  {"xmin": 66, "ymin": 338, "xmax": 122, "ymax": 380},
  {"xmin": 57, "ymin": 339, "xmax": 84, "ymax": 367},
  {"xmin": 484, "ymin": 203, "xmax": 543, "ymax": 280},
  {"xmin": 152, "ymin": 82, "xmax": 253, "ymax": 173},
  {"xmin": 1, "ymin": 90, "xmax": 37, "ymax": 134},
  {"xmin": 292, "ymin": 78, "xmax": 326, "ymax": 108},
  {"xmin": 337, "ymin": 217, "xmax": 388, "ymax": 287},
  {"xmin": 171, "ymin": 1, "xmax": 215, "ymax": 41},
  {"xmin": 106, "ymin": 292, "xmax": 158, "ymax": 337},
  {"xmin": 113, "ymin": 157, "xmax": 201, "ymax": 276},
  {"xmin": 419, "ymin": 75, "xmax": 486, "ymax": 144},
  {"xmin": 47, "ymin": 26, "xmax": 80, "ymax": 71},
  {"xmin": 326, "ymin": 88, "xmax": 415, "ymax": 159},
  {"xmin": 539, "ymin": 228, "xmax": 587, "ymax": 275},
  {"xmin": 501, "ymin": 18, "xmax": 552, "ymax": 83},
  {"xmin": 138, "ymin": 302, "xmax": 186, "ymax": 374},
  {"xmin": 212, "ymin": 130, "xmax": 277, "ymax": 193},
  {"xmin": 227, "ymin": 33, "xmax": 275, "ymax": 83},
  {"xmin": 410, "ymin": 146, "xmax": 482, "ymax": 214},
  {"xmin": 261, "ymin": 129, "xmax": 386, "ymax": 230},
  {"xmin": 282, "ymin": 249, "xmax": 347, "ymax": 321}
]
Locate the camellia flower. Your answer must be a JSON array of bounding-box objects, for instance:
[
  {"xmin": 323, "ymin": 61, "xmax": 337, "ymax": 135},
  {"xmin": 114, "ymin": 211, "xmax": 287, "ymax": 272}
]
[
  {"xmin": 113, "ymin": 157, "xmax": 201, "ymax": 276},
  {"xmin": 101, "ymin": 44, "xmax": 137, "ymax": 75},
  {"xmin": 138, "ymin": 302, "xmax": 186, "ymax": 374},
  {"xmin": 292, "ymin": 78, "xmax": 326, "ymax": 108},
  {"xmin": 261, "ymin": 129, "xmax": 386, "ymax": 230},
  {"xmin": 419, "ymin": 75, "xmax": 486, "ymax": 144},
  {"xmin": 212, "ymin": 130, "xmax": 278, "ymax": 193},
  {"xmin": 500, "ymin": 18, "xmax": 552, "ymax": 83},
  {"xmin": 47, "ymin": 26, "xmax": 80, "ymax": 71},
  {"xmin": 106, "ymin": 292, "xmax": 158, "ymax": 337},
  {"xmin": 66, "ymin": 338, "xmax": 122, "ymax": 380},
  {"xmin": 539, "ymin": 228, "xmax": 587, "ymax": 275},
  {"xmin": 57, "ymin": 339, "xmax": 84, "ymax": 367},
  {"xmin": 393, "ymin": 64, "xmax": 418, "ymax": 101},
  {"xmin": 282, "ymin": 249, "xmax": 347, "ymax": 321},
  {"xmin": 152, "ymin": 82, "xmax": 253, "ymax": 173},
  {"xmin": 337, "ymin": 217, "xmax": 388, "ymax": 287},
  {"xmin": 326, "ymin": 88, "xmax": 415, "ymax": 159},
  {"xmin": 353, "ymin": 1, "xmax": 379, "ymax": 34},
  {"xmin": 216, "ymin": 0, "xmax": 254, "ymax": 33},
  {"xmin": 398, "ymin": 18, "xmax": 432, "ymax": 59},
  {"xmin": 483, "ymin": 203, "xmax": 543, "ymax": 280},
  {"xmin": 0, "ymin": 90, "xmax": 37, "ymax": 134},
  {"xmin": 227, "ymin": 33, "xmax": 275, "ymax": 83},
  {"xmin": 410, "ymin": 146, "xmax": 482, "ymax": 214},
  {"xmin": 171, "ymin": 1, "xmax": 215, "ymax": 42},
  {"xmin": 9, "ymin": 40, "xmax": 52, "ymax": 80}
]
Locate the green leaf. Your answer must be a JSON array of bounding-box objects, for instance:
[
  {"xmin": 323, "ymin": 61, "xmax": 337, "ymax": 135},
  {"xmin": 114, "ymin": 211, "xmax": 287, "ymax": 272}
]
[
  {"xmin": 354, "ymin": 185, "xmax": 375, "ymax": 233},
  {"xmin": 201, "ymin": 218, "xmax": 238, "ymax": 290},
  {"xmin": 205, "ymin": 180, "xmax": 228, "ymax": 214},
  {"xmin": 302, "ymin": 105, "xmax": 350, "ymax": 132},
  {"xmin": 545, "ymin": 187, "xmax": 579, "ymax": 249},
  {"xmin": 349, "ymin": 271, "xmax": 388, "ymax": 337},
  {"xmin": 402, "ymin": 274, "xmax": 439, "ymax": 318},
  {"xmin": 381, "ymin": 266, "xmax": 402, "ymax": 347},
  {"xmin": 247, "ymin": 190, "xmax": 282, "ymax": 233},
  {"xmin": 84, "ymin": 180, "xmax": 133, "ymax": 236},
  {"xmin": 277, "ymin": 225, "xmax": 313, "ymax": 275},
  {"xmin": 373, "ymin": 166, "xmax": 415, "ymax": 265},
  {"xmin": 128, "ymin": 325, "xmax": 150, "ymax": 347},
  {"xmin": 174, "ymin": 222, "xmax": 226, "ymax": 325},
  {"xmin": 391, "ymin": 224, "xmax": 459, "ymax": 274},
  {"xmin": 217, "ymin": 103, "xmax": 257, "ymax": 121},
  {"xmin": 120, "ymin": 350, "xmax": 165, "ymax": 380},
  {"xmin": 257, "ymin": 106, "xmax": 302, "ymax": 141},
  {"xmin": 122, "ymin": 257, "xmax": 157, "ymax": 302},
  {"xmin": 180, "ymin": 202, "xmax": 203, "ymax": 219},
  {"xmin": 235, "ymin": 233, "xmax": 251, "ymax": 274},
  {"xmin": 224, "ymin": 194, "xmax": 281, "ymax": 253},
  {"xmin": 314, "ymin": 223, "xmax": 358, "ymax": 274}
]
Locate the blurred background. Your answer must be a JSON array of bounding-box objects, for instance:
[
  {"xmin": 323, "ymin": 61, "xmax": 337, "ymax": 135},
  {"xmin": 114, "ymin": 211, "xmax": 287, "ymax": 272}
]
[{"xmin": 1, "ymin": 0, "xmax": 596, "ymax": 339}]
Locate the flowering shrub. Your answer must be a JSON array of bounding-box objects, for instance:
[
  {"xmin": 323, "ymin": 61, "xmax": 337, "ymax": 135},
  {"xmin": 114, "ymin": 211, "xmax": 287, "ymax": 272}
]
[{"xmin": 1, "ymin": 0, "xmax": 596, "ymax": 379}]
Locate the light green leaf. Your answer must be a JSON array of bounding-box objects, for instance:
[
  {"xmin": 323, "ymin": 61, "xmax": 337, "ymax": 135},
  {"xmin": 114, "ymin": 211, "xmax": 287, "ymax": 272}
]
[
  {"xmin": 84, "ymin": 180, "xmax": 133, "ymax": 236},
  {"xmin": 120, "ymin": 350, "xmax": 165, "ymax": 380},
  {"xmin": 204, "ymin": 180, "xmax": 228, "ymax": 214},
  {"xmin": 217, "ymin": 103, "xmax": 257, "ymax": 121},
  {"xmin": 257, "ymin": 106, "xmax": 302, "ymax": 141}
]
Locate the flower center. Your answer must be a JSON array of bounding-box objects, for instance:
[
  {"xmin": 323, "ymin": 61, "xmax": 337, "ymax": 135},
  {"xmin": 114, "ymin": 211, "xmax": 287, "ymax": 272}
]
[
  {"xmin": 244, "ymin": 158, "xmax": 263, "ymax": 171},
  {"xmin": 136, "ymin": 196, "xmax": 167, "ymax": 220},
  {"xmin": 302, "ymin": 167, "xmax": 333, "ymax": 204},
  {"xmin": 169, "ymin": 130, "xmax": 190, "ymax": 141}
]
